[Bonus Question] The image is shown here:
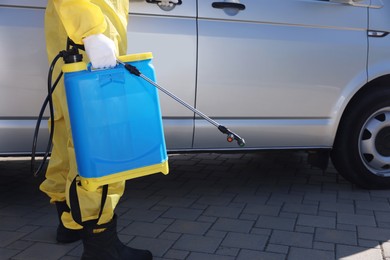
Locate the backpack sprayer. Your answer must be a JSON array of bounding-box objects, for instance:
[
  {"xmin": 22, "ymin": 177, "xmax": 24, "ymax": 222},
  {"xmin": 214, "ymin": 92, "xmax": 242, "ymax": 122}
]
[{"xmin": 31, "ymin": 40, "xmax": 245, "ymax": 190}]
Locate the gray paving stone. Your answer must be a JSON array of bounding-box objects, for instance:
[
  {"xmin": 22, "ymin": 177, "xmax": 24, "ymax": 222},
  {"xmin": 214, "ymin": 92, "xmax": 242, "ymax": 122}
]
[
  {"xmin": 256, "ymin": 215, "xmax": 296, "ymax": 231},
  {"xmin": 221, "ymin": 232, "xmax": 268, "ymax": 251},
  {"xmin": 266, "ymin": 244, "xmax": 289, "ymax": 254},
  {"xmin": 303, "ymin": 192, "xmax": 337, "ymax": 202},
  {"xmin": 22, "ymin": 226, "xmax": 58, "ymax": 243},
  {"xmin": 121, "ymin": 221, "xmax": 167, "ymax": 238},
  {"xmin": 0, "ymin": 248, "xmax": 19, "ymax": 260},
  {"xmin": 158, "ymin": 231, "xmax": 181, "ymax": 241},
  {"xmin": 196, "ymin": 195, "xmax": 234, "ymax": 206},
  {"xmin": 186, "ymin": 252, "xmax": 235, "ymax": 260},
  {"xmin": 288, "ymin": 247, "xmax": 334, "ymax": 260},
  {"xmin": 190, "ymin": 203, "xmax": 208, "ymax": 210},
  {"xmin": 357, "ymin": 210, "xmax": 376, "ymax": 218},
  {"xmin": 338, "ymin": 213, "xmax": 376, "ymax": 226},
  {"xmin": 358, "ymin": 226, "xmax": 390, "ymax": 241},
  {"xmin": 233, "ymin": 194, "xmax": 269, "ymax": 204},
  {"xmin": 58, "ymin": 256, "xmax": 79, "ymax": 260},
  {"xmin": 243, "ymin": 204, "xmax": 281, "ymax": 216},
  {"xmin": 120, "ymin": 196, "xmax": 162, "ymax": 209},
  {"xmin": 375, "ymin": 211, "xmax": 390, "ymax": 223},
  {"xmin": 162, "ymin": 207, "xmax": 203, "ymax": 221},
  {"xmin": 212, "ymin": 218, "xmax": 254, "ymax": 233},
  {"xmin": 0, "ymin": 205, "xmax": 37, "ymax": 218},
  {"xmin": 197, "ymin": 215, "xmax": 217, "ymax": 223},
  {"xmin": 251, "ymin": 227, "xmax": 272, "ymax": 236},
  {"xmin": 358, "ymin": 238, "xmax": 380, "ymax": 248},
  {"xmin": 239, "ymin": 213, "xmax": 258, "ymax": 221},
  {"xmin": 338, "ymin": 191, "xmax": 371, "ymax": 201},
  {"xmin": 315, "ymin": 228, "xmax": 357, "ymax": 245},
  {"xmin": 65, "ymin": 243, "xmax": 83, "ymax": 258},
  {"xmin": 173, "ymin": 234, "xmax": 223, "ymax": 253},
  {"xmin": 167, "ymin": 220, "xmax": 212, "ymax": 235},
  {"xmin": 206, "ymin": 230, "xmax": 227, "ymax": 238},
  {"xmin": 6, "ymin": 240, "xmax": 34, "ymax": 251},
  {"xmin": 203, "ymin": 205, "xmax": 243, "ymax": 218},
  {"xmin": 279, "ymin": 212, "xmax": 298, "ymax": 219},
  {"xmin": 377, "ymin": 222, "xmax": 390, "ymax": 229},
  {"xmin": 297, "ymin": 214, "xmax": 336, "ymax": 229},
  {"xmin": 11, "ymin": 242, "xmax": 76, "ymax": 260},
  {"xmin": 16, "ymin": 225, "xmax": 41, "ymax": 235},
  {"xmin": 158, "ymin": 197, "xmax": 197, "ymax": 207},
  {"xmin": 282, "ymin": 203, "xmax": 318, "ymax": 215},
  {"xmin": 319, "ymin": 210, "xmax": 337, "ymax": 218},
  {"xmin": 314, "ymin": 241, "xmax": 335, "ymax": 251},
  {"xmin": 270, "ymin": 230, "xmax": 313, "ymax": 248},
  {"xmin": 0, "ymin": 231, "xmax": 26, "ymax": 247},
  {"xmin": 336, "ymin": 244, "xmax": 383, "ymax": 260},
  {"xmin": 215, "ymin": 247, "xmax": 240, "ymax": 257},
  {"xmin": 356, "ymin": 200, "xmax": 390, "ymax": 211},
  {"xmin": 164, "ymin": 249, "xmax": 189, "ymax": 259},
  {"xmin": 268, "ymin": 193, "xmax": 303, "ymax": 205},
  {"xmin": 0, "ymin": 216, "xmax": 30, "ymax": 231},
  {"xmin": 371, "ymin": 190, "xmax": 390, "ymax": 198},
  {"xmin": 128, "ymin": 237, "xmax": 175, "ymax": 258},
  {"xmin": 236, "ymin": 249, "xmax": 285, "ymax": 260},
  {"xmin": 154, "ymin": 218, "xmax": 175, "ymax": 226},
  {"xmin": 295, "ymin": 225, "xmax": 315, "ymax": 234},
  {"xmin": 121, "ymin": 208, "xmax": 163, "ymax": 222},
  {"xmin": 319, "ymin": 202, "xmax": 354, "ymax": 213},
  {"xmin": 337, "ymin": 223, "xmax": 357, "ymax": 232}
]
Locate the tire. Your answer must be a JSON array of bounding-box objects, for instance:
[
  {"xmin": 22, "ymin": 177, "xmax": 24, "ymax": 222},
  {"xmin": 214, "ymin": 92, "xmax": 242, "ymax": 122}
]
[{"xmin": 331, "ymin": 86, "xmax": 390, "ymax": 189}]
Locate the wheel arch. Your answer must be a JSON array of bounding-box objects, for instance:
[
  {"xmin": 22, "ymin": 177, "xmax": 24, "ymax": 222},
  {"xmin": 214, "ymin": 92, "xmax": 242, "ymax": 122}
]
[{"xmin": 332, "ymin": 74, "xmax": 390, "ymax": 147}]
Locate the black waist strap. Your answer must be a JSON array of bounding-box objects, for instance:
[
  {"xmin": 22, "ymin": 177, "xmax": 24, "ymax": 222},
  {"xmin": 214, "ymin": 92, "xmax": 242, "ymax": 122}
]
[{"xmin": 69, "ymin": 175, "xmax": 108, "ymax": 229}]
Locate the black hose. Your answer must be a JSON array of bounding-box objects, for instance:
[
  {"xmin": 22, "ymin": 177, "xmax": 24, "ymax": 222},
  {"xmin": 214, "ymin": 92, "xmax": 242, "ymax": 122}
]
[{"xmin": 31, "ymin": 52, "xmax": 64, "ymax": 177}]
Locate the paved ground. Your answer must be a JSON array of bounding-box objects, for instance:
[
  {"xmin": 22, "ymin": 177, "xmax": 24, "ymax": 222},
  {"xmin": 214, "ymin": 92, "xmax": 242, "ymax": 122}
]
[{"xmin": 1, "ymin": 151, "xmax": 390, "ymax": 260}]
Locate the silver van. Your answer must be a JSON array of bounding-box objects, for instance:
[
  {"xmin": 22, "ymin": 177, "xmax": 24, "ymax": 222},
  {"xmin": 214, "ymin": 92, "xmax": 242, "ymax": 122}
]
[{"xmin": 1, "ymin": 0, "xmax": 389, "ymax": 189}]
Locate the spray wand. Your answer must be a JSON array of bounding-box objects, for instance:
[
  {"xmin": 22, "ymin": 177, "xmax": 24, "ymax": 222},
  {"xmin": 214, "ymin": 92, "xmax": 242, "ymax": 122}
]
[{"xmin": 117, "ymin": 60, "xmax": 245, "ymax": 147}]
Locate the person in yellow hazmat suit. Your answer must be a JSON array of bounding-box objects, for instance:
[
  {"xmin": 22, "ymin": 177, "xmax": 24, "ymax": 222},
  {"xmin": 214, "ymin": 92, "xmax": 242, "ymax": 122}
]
[{"xmin": 41, "ymin": 0, "xmax": 177, "ymax": 259}]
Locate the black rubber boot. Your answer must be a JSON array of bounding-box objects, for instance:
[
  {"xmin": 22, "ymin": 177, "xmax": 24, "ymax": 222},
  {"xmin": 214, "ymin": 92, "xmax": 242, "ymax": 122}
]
[
  {"xmin": 55, "ymin": 201, "xmax": 81, "ymax": 243},
  {"xmin": 81, "ymin": 215, "xmax": 153, "ymax": 260}
]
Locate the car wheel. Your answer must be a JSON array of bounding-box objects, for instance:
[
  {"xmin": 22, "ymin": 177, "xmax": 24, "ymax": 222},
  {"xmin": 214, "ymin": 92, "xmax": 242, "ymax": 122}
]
[{"xmin": 331, "ymin": 86, "xmax": 390, "ymax": 189}]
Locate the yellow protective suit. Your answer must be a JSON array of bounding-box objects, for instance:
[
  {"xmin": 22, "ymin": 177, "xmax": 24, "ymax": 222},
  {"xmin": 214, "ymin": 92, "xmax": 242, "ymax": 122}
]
[{"xmin": 41, "ymin": 0, "xmax": 129, "ymax": 230}]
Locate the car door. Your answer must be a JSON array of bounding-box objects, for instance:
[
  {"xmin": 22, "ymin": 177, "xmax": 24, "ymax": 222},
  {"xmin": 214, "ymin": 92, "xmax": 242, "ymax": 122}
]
[
  {"xmin": 194, "ymin": 0, "xmax": 368, "ymax": 149},
  {"xmin": 0, "ymin": 0, "xmax": 48, "ymax": 154},
  {"xmin": 127, "ymin": 0, "xmax": 197, "ymax": 150}
]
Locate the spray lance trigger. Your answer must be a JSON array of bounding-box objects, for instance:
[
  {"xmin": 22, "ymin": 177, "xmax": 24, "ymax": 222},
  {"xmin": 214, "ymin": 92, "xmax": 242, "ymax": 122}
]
[{"xmin": 117, "ymin": 59, "xmax": 246, "ymax": 147}]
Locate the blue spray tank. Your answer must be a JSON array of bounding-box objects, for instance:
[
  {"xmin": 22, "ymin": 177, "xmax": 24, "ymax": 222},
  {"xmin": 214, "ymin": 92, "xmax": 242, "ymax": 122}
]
[{"xmin": 62, "ymin": 53, "xmax": 168, "ymax": 191}]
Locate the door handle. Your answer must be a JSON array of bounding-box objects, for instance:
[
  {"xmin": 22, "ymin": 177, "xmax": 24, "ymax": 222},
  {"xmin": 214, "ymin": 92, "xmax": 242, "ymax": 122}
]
[
  {"xmin": 146, "ymin": 0, "xmax": 182, "ymax": 11},
  {"xmin": 146, "ymin": 0, "xmax": 182, "ymax": 5},
  {"xmin": 212, "ymin": 2, "xmax": 246, "ymax": 10}
]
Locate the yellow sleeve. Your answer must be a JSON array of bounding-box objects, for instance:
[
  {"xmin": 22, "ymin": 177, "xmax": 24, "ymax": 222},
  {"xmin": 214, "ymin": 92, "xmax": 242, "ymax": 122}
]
[{"xmin": 52, "ymin": 0, "xmax": 107, "ymax": 44}]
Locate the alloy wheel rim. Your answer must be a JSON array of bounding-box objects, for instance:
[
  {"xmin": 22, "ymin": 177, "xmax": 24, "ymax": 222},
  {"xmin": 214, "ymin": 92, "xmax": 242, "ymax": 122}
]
[{"xmin": 358, "ymin": 107, "xmax": 390, "ymax": 177}]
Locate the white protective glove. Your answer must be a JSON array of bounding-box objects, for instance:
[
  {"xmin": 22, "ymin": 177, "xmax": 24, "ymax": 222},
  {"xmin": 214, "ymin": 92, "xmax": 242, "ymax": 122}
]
[
  {"xmin": 158, "ymin": 0, "xmax": 179, "ymax": 8},
  {"xmin": 82, "ymin": 34, "xmax": 117, "ymax": 69}
]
